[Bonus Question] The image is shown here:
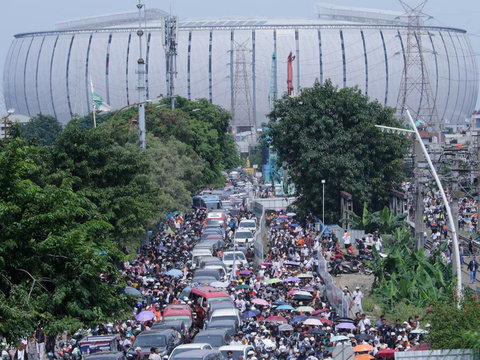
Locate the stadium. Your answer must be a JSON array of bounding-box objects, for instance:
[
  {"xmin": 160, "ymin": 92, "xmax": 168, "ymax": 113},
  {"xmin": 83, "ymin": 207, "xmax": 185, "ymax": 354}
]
[{"xmin": 2, "ymin": 3, "xmax": 478, "ymax": 128}]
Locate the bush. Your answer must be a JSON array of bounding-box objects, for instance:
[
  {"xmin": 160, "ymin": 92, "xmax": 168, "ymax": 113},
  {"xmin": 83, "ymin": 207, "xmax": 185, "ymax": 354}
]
[{"xmin": 382, "ymin": 300, "xmax": 427, "ymax": 326}]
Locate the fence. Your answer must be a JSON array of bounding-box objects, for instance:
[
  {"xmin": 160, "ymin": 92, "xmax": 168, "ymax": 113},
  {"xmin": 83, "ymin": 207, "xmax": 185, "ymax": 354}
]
[
  {"xmin": 253, "ymin": 209, "xmax": 266, "ymax": 266},
  {"xmin": 395, "ymin": 349, "xmax": 479, "ymax": 359},
  {"xmin": 317, "ymin": 250, "xmax": 352, "ymax": 317}
]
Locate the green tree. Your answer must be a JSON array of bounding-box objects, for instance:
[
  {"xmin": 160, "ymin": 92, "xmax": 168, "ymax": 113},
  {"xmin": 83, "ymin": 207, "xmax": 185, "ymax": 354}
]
[
  {"xmin": 21, "ymin": 114, "xmax": 63, "ymax": 146},
  {"xmin": 0, "ymin": 139, "xmax": 130, "ymax": 341},
  {"xmin": 264, "ymin": 80, "xmax": 410, "ymax": 223}
]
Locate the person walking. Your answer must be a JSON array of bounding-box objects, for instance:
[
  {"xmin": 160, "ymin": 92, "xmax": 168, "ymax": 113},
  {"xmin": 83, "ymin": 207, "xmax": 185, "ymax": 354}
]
[
  {"xmin": 34, "ymin": 327, "xmax": 45, "ymax": 360},
  {"xmin": 467, "ymin": 258, "xmax": 479, "ymax": 284},
  {"xmin": 26, "ymin": 337, "xmax": 37, "ymax": 360},
  {"xmin": 352, "ymin": 286, "xmax": 364, "ymax": 314}
]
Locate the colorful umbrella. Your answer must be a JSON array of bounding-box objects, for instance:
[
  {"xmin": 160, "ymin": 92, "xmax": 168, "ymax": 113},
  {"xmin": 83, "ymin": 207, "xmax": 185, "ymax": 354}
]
[
  {"xmin": 291, "ymin": 315, "xmax": 308, "ymax": 323},
  {"xmin": 319, "ymin": 318, "xmax": 332, "ymax": 325},
  {"xmin": 375, "ymin": 349, "xmax": 397, "ymax": 358},
  {"xmin": 266, "ymin": 278, "xmax": 282, "ymax": 284},
  {"xmin": 265, "ymin": 315, "xmax": 288, "ymax": 323},
  {"xmin": 285, "ymin": 261, "xmax": 300, "ymax": 266},
  {"xmin": 301, "ymin": 286, "xmax": 315, "ymax": 292},
  {"xmin": 261, "ymin": 262, "xmax": 273, "ymax": 266},
  {"xmin": 312, "ymin": 308, "xmax": 329, "ymax": 315},
  {"xmin": 272, "ymin": 300, "xmax": 287, "ymax": 306},
  {"xmin": 239, "ymin": 270, "xmax": 252, "ymax": 275},
  {"xmin": 135, "ymin": 311, "xmax": 155, "ymax": 321},
  {"xmin": 306, "ymin": 328, "xmax": 326, "ymax": 335},
  {"xmin": 330, "ymin": 335, "xmax": 349, "ymax": 342},
  {"xmin": 235, "ymin": 284, "xmax": 250, "ymax": 290},
  {"xmin": 337, "ymin": 322, "xmax": 357, "ymax": 330},
  {"xmin": 304, "ymin": 318, "xmax": 322, "ymax": 326},
  {"xmin": 166, "ymin": 269, "xmax": 183, "ymax": 277},
  {"xmin": 353, "ymin": 344, "xmax": 374, "ymax": 352},
  {"xmin": 287, "ymin": 289, "xmax": 299, "ymax": 296},
  {"xmin": 410, "ymin": 329, "xmax": 428, "ymax": 334},
  {"xmin": 276, "ymin": 304, "xmax": 295, "ymax": 310},
  {"xmin": 354, "ymin": 355, "xmax": 374, "ymax": 360},
  {"xmin": 287, "ymin": 212, "xmax": 297, "ymax": 217},
  {"xmin": 241, "ymin": 310, "xmax": 260, "ymax": 319},
  {"xmin": 293, "ymin": 291, "xmax": 313, "ymax": 297},
  {"xmin": 284, "ymin": 277, "xmax": 301, "ymax": 282},
  {"xmin": 354, "ymin": 334, "xmax": 374, "ymax": 341},
  {"xmin": 252, "ymin": 298, "xmax": 269, "ymax": 306},
  {"xmin": 296, "ymin": 306, "xmax": 315, "ymax": 313},
  {"xmin": 278, "ymin": 324, "xmax": 294, "ymax": 331},
  {"xmin": 298, "ymin": 273, "xmax": 313, "ymax": 278}
]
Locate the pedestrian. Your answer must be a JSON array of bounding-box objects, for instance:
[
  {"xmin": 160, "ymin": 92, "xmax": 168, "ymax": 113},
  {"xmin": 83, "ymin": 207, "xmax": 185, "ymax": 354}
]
[
  {"xmin": 26, "ymin": 337, "xmax": 37, "ymax": 360},
  {"xmin": 343, "ymin": 231, "xmax": 351, "ymax": 249},
  {"xmin": 135, "ymin": 347, "xmax": 144, "ymax": 360},
  {"xmin": 468, "ymin": 237, "xmax": 474, "ymax": 257},
  {"xmin": 352, "ymin": 286, "xmax": 363, "ymax": 314},
  {"xmin": 34, "ymin": 327, "xmax": 45, "ymax": 360},
  {"xmin": 467, "ymin": 258, "xmax": 479, "ymax": 284}
]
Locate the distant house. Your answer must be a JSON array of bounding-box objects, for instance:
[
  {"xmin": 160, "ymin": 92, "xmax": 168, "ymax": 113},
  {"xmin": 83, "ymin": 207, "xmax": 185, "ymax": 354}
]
[{"xmin": 0, "ymin": 114, "xmax": 31, "ymax": 138}]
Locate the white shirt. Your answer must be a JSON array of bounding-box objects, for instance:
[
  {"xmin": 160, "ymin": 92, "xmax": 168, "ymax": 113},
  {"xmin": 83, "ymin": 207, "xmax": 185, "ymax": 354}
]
[{"xmin": 352, "ymin": 290, "xmax": 363, "ymax": 304}]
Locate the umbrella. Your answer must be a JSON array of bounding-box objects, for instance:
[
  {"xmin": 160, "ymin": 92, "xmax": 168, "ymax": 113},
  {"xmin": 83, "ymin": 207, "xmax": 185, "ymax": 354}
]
[
  {"xmin": 354, "ymin": 334, "xmax": 374, "ymax": 341},
  {"xmin": 124, "ymin": 286, "xmax": 142, "ymax": 297},
  {"xmin": 276, "ymin": 305, "xmax": 295, "ymax": 311},
  {"xmin": 355, "ymin": 355, "xmax": 374, "ymax": 360},
  {"xmin": 236, "ymin": 284, "xmax": 250, "ymax": 290},
  {"xmin": 312, "ymin": 308, "xmax": 329, "ymax": 315},
  {"xmin": 272, "ymin": 300, "xmax": 287, "ymax": 306},
  {"xmin": 294, "ymin": 291, "xmax": 313, "ymax": 297},
  {"xmin": 241, "ymin": 310, "xmax": 260, "ymax": 319},
  {"xmin": 354, "ymin": 344, "xmax": 374, "ymax": 352},
  {"xmin": 261, "ymin": 262, "xmax": 273, "ymax": 266},
  {"xmin": 252, "ymin": 298, "xmax": 269, "ymax": 306},
  {"xmin": 165, "ymin": 228, "xmax": 175, "ymax": 235},
  {"xmin": 278, "ymin": 215, "xmax": 288, "ymax": 219},
  {"xmin": 279, "ymin": 324, "xmax": 294, "ymax": 331},
  {"xmin": 333, "ymin": 317, "xmax": 355, "ymax": 323},
  {"xmin": 325, "ymin": 347, "xmax": 336, "ymax": 352},
  {"xmin": 296, "ymin": 306, "xmax": 315, "ymax": 313},
  {"xmin": 239, "ymin": 270, "xmax": 252, "ymax": 275},
  {"xmin": 135, "ymin": 311, "xmax": 155, "ymax": 321},
  {"xmin": 210, "ymin": 281, "xmax": 229, "ymax": 288},
  {"xmin": 287, "ymin": 212, "xmax": 297, "ymax": 217},
  {"xmin": 304, "ymin": 318, "xmax": 322, "ymax": 326},
  {"xmin": 287, "ymin": 289, "xmax": 299, "ymax": 296},
  {"xmin": 285, "ymin": 261, "xmax": 300, "ymax": 266},
  {"xmin": 298, "ymin": 273, "xmax": 313, "ymax": 278},
  {"xmin": 199, "ymin": 207, "xmax": 207, "ymax": 210},
  {"xmin": 301, "ymin": 286, "xmax": 315, "ymax": 292},
  {"xmin": 319, "ymin": 318, "xmax": 333, "ymax": 325},
  {"xmin": 291, "ymin": 315, "xmax": 308, "ymax": 323},
  {"xmin": 472, "ymin": 213, "xmax": 478, "ymax": 218},
  {"xmin": 292, "ymin": 294, "xmax": 314, "ymax": 301},
  {"xmin": 337, "ymin": 322, "xmax": 357, "ymax": 330},
  {"xmin": 156, "ymin": 246, "xmax": 168, "ymax": 251},
  {"xmin": 266, "ymin": 278, "xmax": 282, "ymax": 284},
  {"xmin": 166, "ymin": 269, "xmax": 183, "ymax": 277},
  {"xmin": 171, "ymin": 210, "xmax": 180, "ymax": 216},
  {"xmin": 375, "ymin": 349, "xmax": 397, "ymax": 358},
  {"xmin": 407, "ymin": 343, "xmax": 430, "ymax": 351},
  {"xmin": 331, "ymin": 335, "xmax": 350, "ymax": 342},
  {"xmin": 265, "ymin": 315, "xmax": 288, "ymax": 323},
  {"xmin": 410, "ymin": 329, "xmax": 428, "ymax": 334},
  {"xmin": 284, "ymin": 277, "xmax": 301, "ymax": 282},
  {"xmin": 306, "ymin": 328, "xmax": 326, "ymax": 335}
]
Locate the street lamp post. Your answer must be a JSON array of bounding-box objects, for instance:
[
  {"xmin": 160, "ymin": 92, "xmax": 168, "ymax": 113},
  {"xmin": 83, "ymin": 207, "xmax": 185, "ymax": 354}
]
[
  {"xmin": 322, "ymin": 179, "xmax": 326, "ymax": 226},
  {"xmin": 109, "ymin": 100, "xmax": 151, "ymax": 128},
  {"xmin": 3, "ymin": 108, "xmax": 15, "ymax": 140}
]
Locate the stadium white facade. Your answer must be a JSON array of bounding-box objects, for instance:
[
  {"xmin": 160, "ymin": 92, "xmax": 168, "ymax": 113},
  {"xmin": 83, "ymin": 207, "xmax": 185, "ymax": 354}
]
[{"xmin": 2, "ymin": 4, "xmax": 478, "ymax": 127}]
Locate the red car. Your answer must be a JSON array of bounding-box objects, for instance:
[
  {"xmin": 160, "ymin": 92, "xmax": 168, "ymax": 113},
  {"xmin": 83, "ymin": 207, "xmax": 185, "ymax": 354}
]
[{"xmin": 162, "ymin": 304, "xmax": 194, "ymax": 331}]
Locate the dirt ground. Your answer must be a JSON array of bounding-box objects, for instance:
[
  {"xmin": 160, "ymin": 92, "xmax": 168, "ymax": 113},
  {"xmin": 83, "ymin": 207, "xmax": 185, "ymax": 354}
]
[{"xmin": 330, "ymin": 272, "xmax": 375, "ymax": 295}]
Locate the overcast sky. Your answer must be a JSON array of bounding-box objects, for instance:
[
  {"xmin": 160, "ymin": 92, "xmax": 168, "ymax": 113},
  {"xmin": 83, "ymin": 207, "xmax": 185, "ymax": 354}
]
[{"xmin": 1, "ymin": 0, "xmax": 479, "ymax": 114}]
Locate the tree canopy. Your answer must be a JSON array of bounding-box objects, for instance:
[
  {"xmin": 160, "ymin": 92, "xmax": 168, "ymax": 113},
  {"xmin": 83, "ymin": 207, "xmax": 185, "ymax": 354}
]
[
  {"xmin": 264, "ymin": 79, "xmax": 410, "ymax": 222},
  {"xmin": 0, "ymin": 139, "xmax": 130, "ymax": 341},
  {"xmin": 21, "ymin": 114, "xmax": 63, "ymax": 146}
]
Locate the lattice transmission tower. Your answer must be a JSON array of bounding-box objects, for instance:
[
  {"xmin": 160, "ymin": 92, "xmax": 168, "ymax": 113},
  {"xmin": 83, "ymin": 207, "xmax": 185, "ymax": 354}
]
[
  {"xmin": 396, "ymin": 0, "xmax": 441, "ymax": 134},
  {"xmin": 268, "ymin": 52, "xmax": 278, "ymax": 112},
  {"xmin": 232, "ymin": 40, "xmax": 254, "ymax": 134}
]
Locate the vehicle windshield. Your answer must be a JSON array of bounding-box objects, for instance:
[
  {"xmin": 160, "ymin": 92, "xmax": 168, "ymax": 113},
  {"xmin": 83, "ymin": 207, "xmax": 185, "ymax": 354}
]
[
  {"xmin": 193, "ymin": 335, "xmax": 225, "ymax": 347},
  {"xmin": 205, "ymin": 219, "xmax": 224, "ymax": 227},
  {"xmin": 212, "ymin": 315, "xmax": 237, "ymax": 323},
  {"xmin": 208, "ymin": 297, "xmax": 232, "ymax": 304},
  {"xmin": 164, "ymin": 315, "xmax": 192, "ymax": 327},
  {"xmin": 132, "ymin": 335, "xmax": 166, "ymax": 347},
  {"xmin": 235, "ymin": 231, "xmax": 252, "ymax": 239},
  {"xmin": 223, "ymin": 253, "xmax": 246, "ymax": 261},
  {"xmin": 220, "ymin": 350, "xmax": 243, "ymax": 359},
  {"xmin": 240, "ymin": 221, "xmax": 255, "ymax": 228}
]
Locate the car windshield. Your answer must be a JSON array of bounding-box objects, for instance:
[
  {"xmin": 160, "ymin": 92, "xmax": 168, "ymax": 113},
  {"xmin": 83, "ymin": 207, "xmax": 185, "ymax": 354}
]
[
  {"xmin": 170, "ymin": 348, "xmax": 199, "ymax": 358},
  {"xmin": 235, "ymin": 231, "xmax": 251, "ymax": 239},
  {"xmin": 240, "ymin": 221, "xmax": 255, "ymax": 228},
  {"xmin": 205, "ymin": 219, "xmax": 224, "ymax": 227},
  {"xmin": 208, "ymin": 297, "xmax": 232, "ymax": 304},
  {"xmin": 212, "ymin": 315, "xmax": 237, "ymax": 323},
  {"xmin": 220, "ymin": 350, "xmax": 243, "ymax": 359},
  {"xmin": 223, "ymin": 253, "xmax": 246, "ymax": 261},
  {"xmin": 164, "ymin": 315, "xmax": 192, "ymax": 327},
  {"xmin": 193, "ymin": 335, "xmax": 225, "ymax": 347},
  {"xmin": 132, "ymin": 335, "xmax": 166, "ymax": 347}
]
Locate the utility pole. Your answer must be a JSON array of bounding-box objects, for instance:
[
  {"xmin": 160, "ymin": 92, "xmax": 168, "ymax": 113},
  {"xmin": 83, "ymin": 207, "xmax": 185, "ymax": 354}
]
[
  {"xmin": 162, "ymin": 15, "xmax": 179, "ymax": 110},
  {"xmin": 232, "ymin": 40, "xmax": 254, "ymax": 134},
  {"xmin": 414, "ymin": 139, "xmax": 425, "ymax": 250},
  {"xmin": 137, "ymin": 1, "xmax": 146, "ymax": 149}
]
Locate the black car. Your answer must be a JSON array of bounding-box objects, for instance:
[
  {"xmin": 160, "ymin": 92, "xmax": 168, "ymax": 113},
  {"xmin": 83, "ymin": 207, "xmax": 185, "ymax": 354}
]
[
  {"xmin": 84, "ymin": 352, "xmax": 125, "ymax": 360},
  {"xmin": 126, "ymin": 329, "xmax": 181, "ymax": 360},
  {"xmin": 192, "ymin": 330, "xmax": 231, "ymax": 349},
  {"xmin": 205, "ymin": 320, "xmax": 239, "ymax": 337},
  {"xmin": 151, "ymin": 320, "xmax": 188, "ymax": 340}
]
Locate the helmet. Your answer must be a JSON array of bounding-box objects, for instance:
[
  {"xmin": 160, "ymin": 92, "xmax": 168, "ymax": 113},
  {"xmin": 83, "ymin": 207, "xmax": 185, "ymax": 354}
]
[{"xmin": 239, "ymin": 279, "xmax": 243, "ymax": 284}]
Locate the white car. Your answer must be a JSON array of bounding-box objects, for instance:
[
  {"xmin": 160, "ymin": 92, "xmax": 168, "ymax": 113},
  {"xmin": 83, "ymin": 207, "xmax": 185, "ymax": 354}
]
[
  {"xmin": 168, "ymin": 344, "xmax": 213, "ymax": 360},
  {"xmin": 234, "ymin": 230, "xmax": 254, "ymax": 245},
  {"xmin": 219, "ymin": 345, "xmax": 255, "ymax": 360},
  {"xmin": 222, "ymin": 251, "xmax": 248, "ymax": 269},
  {"xmin": 238, "ymin": 220, "xmax": 256, "ymax": 235}
]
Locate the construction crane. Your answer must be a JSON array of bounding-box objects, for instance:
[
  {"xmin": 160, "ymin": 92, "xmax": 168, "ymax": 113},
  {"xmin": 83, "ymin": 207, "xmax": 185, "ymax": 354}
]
[{"xmin": 287, "ymin": 52, "xmax": 295, "ymax": 96}]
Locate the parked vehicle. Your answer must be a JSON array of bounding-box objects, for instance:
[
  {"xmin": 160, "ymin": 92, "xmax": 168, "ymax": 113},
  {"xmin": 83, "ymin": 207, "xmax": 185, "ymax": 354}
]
[
  {"xmin": 234, "ymin": 230, "xmax": 254, "ymax": 246},
  {"xmin": 169, "ymin": 350, "xmax": 224, "ymax": 360},
  {"xmin": 238, "ymin": 220, "xmax": 256, "ymax": 235},
  {"xmin": 189, "ymin": 286, "xmax": 233, "ymax": 327},
  {"xmin": 151, "ymin": 320, "xmax": 188, "ymax": 340},
  {"xmin": 192, "ymin": 330, "xmax": 232, "ymax": 349},
  {"xmin": 126, "ymin": 330, "xmax": 180, "ymax": 360},
  {"xmin": 84, "ymin": 352, "xmax": 125, "ymax": 360},
  {"xmin": 222, "ymin": 251, "xmax": 248, "ymax": 269},
  {"xmin": 167, "ymin": 344, "xmax": 213, "ymax": 360},
  {"xmin": 209, "ymin": 309, "xmax": 241, "ymax": 327},
  {"xmin": 218, "ymin": 345, "xmax": 254, "ymax": 360},
  {"xmin": 206, "ymin": 319, "xmax": 239, "ymax": 337}
]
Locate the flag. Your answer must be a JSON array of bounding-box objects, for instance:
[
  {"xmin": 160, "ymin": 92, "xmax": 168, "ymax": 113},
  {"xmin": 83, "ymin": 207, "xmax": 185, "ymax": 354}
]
[
  {"xmin": 90, "ymin": 74, "xmax": 111, "ymax": 113},
  {"xmin": 444, "ymin": 118, "xmax": 450, "ymax": 124}
]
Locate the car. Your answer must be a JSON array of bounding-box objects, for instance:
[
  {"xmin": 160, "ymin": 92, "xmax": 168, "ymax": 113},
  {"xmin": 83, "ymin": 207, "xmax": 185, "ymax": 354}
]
[
  {"xmin": 222, "ymin": 251, "xmax": 248, "ymax": 269},
  {"xmin": 208, "ymin": 309, "xmax": 241, "ymax": 327},
  {"xmin": 162, "ymin": 305, "xmax": 194, "ymax": 331},
  {"xmin": 206, "ymin": 319, "xmax": 239, "ymax": 337},
  {"xmin": 192, "ymin": 330, "xmax": 232, "ymax": 349},
  {"xmin": 84, "ymin": 352, "xmax": 126, "ymax": 360},
  {"xmin": 191, "ymin": 276, "xmax": 218, "ymax": 285},
  {"xmin": 151, "ymin": 320, "xmax": 188, "ymax": 340},
  {"xmin": 234, "ymin": 230, "xmax": 254, "ymax": 245},
  {"xmin": 167, "ymin": 344, "xmax": 213, "ymax": 360},
  {"xmin": 206, "ymin": 302, "xmax": 236, "ymax": 324},
  {"xmin": 194, "ymin": 269, "xmax": 222, "ymax": 281},
  {"xmin": 238, "ymin": 220, "xmax": 256, "ymax": 235},
  {"xmin": 218, "ymin": 345, "xmax": 255, "ymax": 360},
  {"xmin": 170, "ymin": 350, "xmax": 224, "ymax": 360},
  {"xmin": 126, "ymin": 330, "xmax": 180, "ymax": 360}
]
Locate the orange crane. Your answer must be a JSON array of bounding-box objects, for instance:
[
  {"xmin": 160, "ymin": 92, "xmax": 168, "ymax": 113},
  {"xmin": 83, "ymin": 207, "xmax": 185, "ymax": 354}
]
[{"xmin": 287, "ymin": 52, "xmax": 295, "ymax": 96}]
